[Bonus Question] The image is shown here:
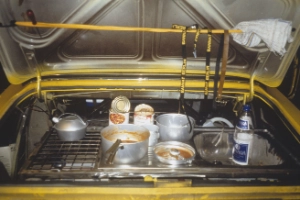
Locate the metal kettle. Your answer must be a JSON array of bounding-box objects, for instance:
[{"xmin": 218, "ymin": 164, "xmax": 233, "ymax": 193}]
[{"xmin": 52, "ymin": 113, "xmax": 87, "ymax": 141}]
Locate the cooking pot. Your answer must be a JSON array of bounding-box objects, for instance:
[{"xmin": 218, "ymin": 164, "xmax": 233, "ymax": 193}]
[
  {"xmin": 52, "ymin": 113, "xmax": 87, "ymax": 141},
  {"xmin": 156, "ymin": 113, "xmax": 195, "ymax": 142},
  {"xmin": 101, "ymin": 124, "xmax": 150, "ymax": 164},
  {"xmin": 153, "ymin": 141, "xmax": 195, "ymax": 165}
]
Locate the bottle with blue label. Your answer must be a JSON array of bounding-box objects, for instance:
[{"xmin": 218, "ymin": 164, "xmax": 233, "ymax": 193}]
[{"xmin": 232, "ymin": 104, "xmax": 254, "ymax": 165}]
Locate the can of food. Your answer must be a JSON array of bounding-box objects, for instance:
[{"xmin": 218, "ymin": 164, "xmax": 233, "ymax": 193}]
[
  {"xmin": 134, "ymin": 104, "xmax": 154, "ymax": 125},
  {"xmin": 111, "ymin": 96, "xmax": 131, "ymax": 113},
  {"xmin": 109, "ymin": 109, "xmax": 129, "ymax": 125}
]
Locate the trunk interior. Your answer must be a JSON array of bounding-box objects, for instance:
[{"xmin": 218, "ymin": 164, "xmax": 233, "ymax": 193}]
[{"xmin": 1, "ymin": 92, "xmax": 299, "ymax": 185}]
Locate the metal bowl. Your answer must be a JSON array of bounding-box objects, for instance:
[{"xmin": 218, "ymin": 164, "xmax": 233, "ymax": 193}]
[
  {"xmin": 156, "ymin": 113, "xmax": 195, "ymax": 142},
  {"xmin": 153, "ymin": 141, "xmax": 195, "ymax": 165}
]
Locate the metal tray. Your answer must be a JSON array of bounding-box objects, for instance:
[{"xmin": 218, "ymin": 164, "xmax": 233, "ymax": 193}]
[{"xmin": 19, "ymin": 125, "xmax": 300, "ymax": 181}]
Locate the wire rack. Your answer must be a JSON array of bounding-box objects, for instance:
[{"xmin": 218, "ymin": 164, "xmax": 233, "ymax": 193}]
[{"xmin": 22, "ymin": 131, "xmax": 102, "ymax": 172}]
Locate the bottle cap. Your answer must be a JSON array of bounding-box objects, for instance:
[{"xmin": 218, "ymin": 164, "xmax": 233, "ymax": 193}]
[{"xmin": 243, "ymin": 104, "xmax": 251, "ymax": 111}]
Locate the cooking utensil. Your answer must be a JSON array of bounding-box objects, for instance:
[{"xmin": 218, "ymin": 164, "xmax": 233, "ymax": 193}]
[
  {"xmin": 105, "ymin": 139, "xmax": 122, "ymax": 164},
  {"xmin": 153, "ymin": 141, "xmax": 195, "ymax": 165},
  {"xmin": 156, "ymin": 113, "xmax": 195, "ymax": 142},
  {"xmin": 101, "ymin": 124, "xmax": 150, "ymax": 164},
  {"xmin": 52, "ymin": 113, "xmax": 87, "ymax": 141}
]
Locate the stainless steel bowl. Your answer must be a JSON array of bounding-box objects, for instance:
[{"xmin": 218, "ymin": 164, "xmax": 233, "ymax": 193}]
[
  {"xmin": 156, "ymin": 113, "xmax": 195, "ymax": 142},
  {"xmin": 153, "ymin": 141, "xmax": 195, "ymax": 165}
]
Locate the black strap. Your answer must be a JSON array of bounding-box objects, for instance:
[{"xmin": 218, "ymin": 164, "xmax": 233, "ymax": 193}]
[{"xmin": 204, "ymin": 29, "xmax": 212, "ymax": 99}]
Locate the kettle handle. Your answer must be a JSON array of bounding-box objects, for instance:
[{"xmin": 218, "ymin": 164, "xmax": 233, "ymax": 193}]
[{"xmin": 52, "ymin": 113, "xmax": 86, "ymax": 125}]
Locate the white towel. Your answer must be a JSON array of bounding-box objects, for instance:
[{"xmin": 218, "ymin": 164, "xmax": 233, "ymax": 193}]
[{"xmin": 231, "ymin": 19, "xmax": 293, "ymax": 56}]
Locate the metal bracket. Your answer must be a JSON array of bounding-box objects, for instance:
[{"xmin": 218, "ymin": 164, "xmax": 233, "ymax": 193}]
[
  {"xmin": 21, "ymin": 48, "xmax": 38, "ymax": 73},
  {"xmin": 144, "ymin": 175, "xmax": 192, "ymax": 188},
  {"xmin": 215, "ymin": 97, "xmax": 228, "ymax": 106},
  {"xmin": 21, "ymin": 48, "xmax": 43, "ymax": 100},
  {"xmin": 233, "ymin": 95, "xmax": 244, "ymax": 116}
]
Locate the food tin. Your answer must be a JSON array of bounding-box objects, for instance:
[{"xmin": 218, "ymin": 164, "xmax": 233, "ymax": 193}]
[
  {"xmin": 109, "ymin": 109, "xmax": 129, "ymax": 125},
  {"xmin": 109, "ymin": 96, "xmax": 130, "ymax": 125},
  {"xmin": 133, "ymin": 104, "xmax": 154, "ymax": 125},
  {"xmin": 111, "ymin": 96, "xmax": 131, "ymax": 113}
]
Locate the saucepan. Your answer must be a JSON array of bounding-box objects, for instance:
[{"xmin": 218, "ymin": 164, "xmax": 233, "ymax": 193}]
[
  {"xmin": 156, "ymin": 113, "xmax": 195, "ymax": 142},
  {"xmin": 101, "ymin": 124, "xmax": 150, "ymax": 164}
]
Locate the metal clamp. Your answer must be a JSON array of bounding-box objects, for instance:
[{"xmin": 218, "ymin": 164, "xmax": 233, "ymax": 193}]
[{"xmin": 0, "ymin": 20, "xmax": 16, "ymax": 28}]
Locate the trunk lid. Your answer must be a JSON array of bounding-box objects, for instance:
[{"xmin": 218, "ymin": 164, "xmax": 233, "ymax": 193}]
[{"xmin": 0, "ymin": 0, "xmax": 299, "ymax": 86}]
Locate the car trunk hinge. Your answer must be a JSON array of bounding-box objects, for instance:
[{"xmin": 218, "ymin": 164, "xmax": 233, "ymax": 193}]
[
  {"xmin": 20, "ymin": 47, "xmax": 42, "ymax": 100},
  {"xmin": 248, "ymin": 73, "xmax": 255, "ymax": 102}
]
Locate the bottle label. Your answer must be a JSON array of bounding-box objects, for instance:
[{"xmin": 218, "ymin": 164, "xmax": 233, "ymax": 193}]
[
  {"xmin": 233, "ymin": 142, "xmax": 249, "ymax": 164},
  {"xmin": 237, "ymin": 119, "xmax": 249, "ymax": 130}
]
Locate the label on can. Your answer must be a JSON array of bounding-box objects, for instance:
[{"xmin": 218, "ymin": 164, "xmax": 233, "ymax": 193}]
[
  {"xmin": 109, "ymin": 109, "xmax": 129, "ymax": 125},
  {"xmin": 134, "ymin": 104, "xmax": 154, "ymax": 125}
]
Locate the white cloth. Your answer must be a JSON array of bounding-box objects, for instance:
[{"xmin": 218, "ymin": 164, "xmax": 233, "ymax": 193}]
[{"xmin": 231, "ymin": 19, "xmax": 293, "ymax": 56}]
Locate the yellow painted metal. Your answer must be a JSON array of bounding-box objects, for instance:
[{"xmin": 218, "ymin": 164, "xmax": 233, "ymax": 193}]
[
  {"xmin": 154, "ymin": 179, "xmax": 192, "ymax": 188},
  {"xmin": 47, "ymin": 79, "xmax": 250, "ymax": 89},
  {"xmin": 0, "ymin": 84, "xmax": 36, "ymax": 119},
  {"xmin": 38, "ymin": 68, "xmax": 250, "ymax": 78},
  {"xmin": 4, "ymin": 68, "xmax": 251, "ymax": 85},
  {"xmin": 0, "ymin": 79, "xmax": 247, "ymax": 118},
  {"xmin": 144, "ymin": 175, "xmax": 157, "ymax": 182},
  {"xmin": 15, "ymin": 21, "xmax": 243, "ymax": 34},
  {"xmin": 0, "ymin": 80, "xmax": 300, "ymax": 198},
  {"xmin": 254, "ymin": 86, "xmax": 300, "ymax": 142},
  {"xmin": 0, "ymin": 186, "xmax": 299, "ymax": 199},
  {"xmin": 144, "ymin": 176, "xmax": 192, "ymax": 188},
  {"xmin": 1, "ymin": 79, "xmax": 299, "ymax": 136}
]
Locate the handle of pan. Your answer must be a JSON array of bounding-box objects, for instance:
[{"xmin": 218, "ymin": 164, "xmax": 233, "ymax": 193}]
[{"xmin": 105, "ymin": 139, "xmax": 122, "ymax": 164}]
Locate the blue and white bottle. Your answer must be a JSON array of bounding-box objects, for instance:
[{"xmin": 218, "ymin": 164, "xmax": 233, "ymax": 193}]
[{"xmin": 232, "ymin": 104, "xmax": 254, "ymax": 165}]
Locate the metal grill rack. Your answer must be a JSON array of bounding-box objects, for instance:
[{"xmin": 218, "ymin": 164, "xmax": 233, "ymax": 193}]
[{"xmin": 20, "ymin": 131, "xmax": 102, "ymax": 177}]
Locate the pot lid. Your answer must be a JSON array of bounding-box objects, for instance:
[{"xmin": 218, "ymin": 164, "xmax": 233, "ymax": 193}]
[{"xmin": 0, "ymin": 0, "xmax": 300, "ymax": 87}]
